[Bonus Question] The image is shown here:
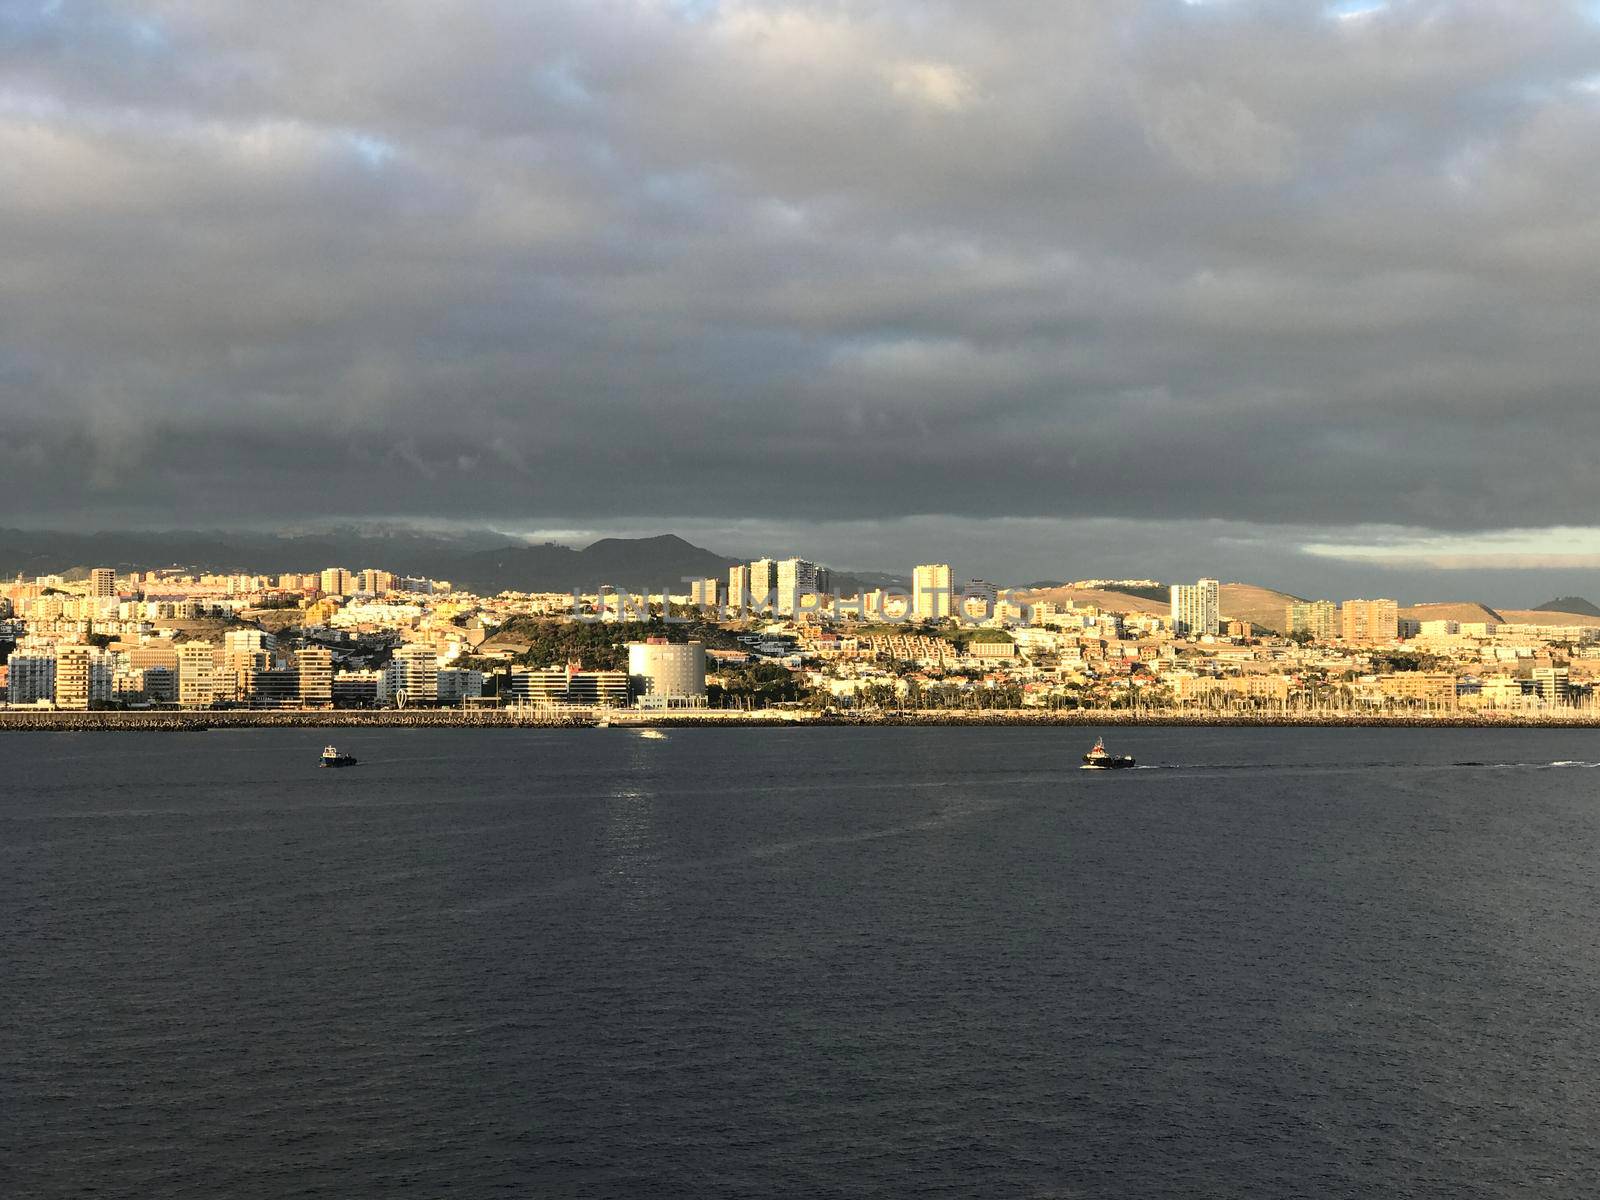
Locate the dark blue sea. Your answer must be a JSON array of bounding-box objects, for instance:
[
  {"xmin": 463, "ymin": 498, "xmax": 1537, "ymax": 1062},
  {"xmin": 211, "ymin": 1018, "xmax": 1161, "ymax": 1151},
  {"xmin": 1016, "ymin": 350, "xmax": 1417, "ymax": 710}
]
[{"xmin": 6, "ymin": 726, "xmax": 1600, "ymax": 1198}]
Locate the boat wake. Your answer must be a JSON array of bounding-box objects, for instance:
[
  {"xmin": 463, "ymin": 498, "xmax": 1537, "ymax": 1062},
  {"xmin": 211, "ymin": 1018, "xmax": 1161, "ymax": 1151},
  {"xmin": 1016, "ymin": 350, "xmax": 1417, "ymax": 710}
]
[
  {"xmin": 1122, "ymin": 759, "xmax": 1600, "ymax": 772},
  {"xmin": 1454, "ymin": 759, "xmax": 1600, "ymax": 770}
]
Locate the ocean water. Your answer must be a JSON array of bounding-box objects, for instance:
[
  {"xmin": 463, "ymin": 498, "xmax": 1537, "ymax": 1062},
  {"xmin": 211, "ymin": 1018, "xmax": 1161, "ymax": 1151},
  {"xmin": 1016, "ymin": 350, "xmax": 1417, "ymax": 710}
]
[{"xmin": 5, "ymin": 725, "xmax": 1600, "ymax": 1198}]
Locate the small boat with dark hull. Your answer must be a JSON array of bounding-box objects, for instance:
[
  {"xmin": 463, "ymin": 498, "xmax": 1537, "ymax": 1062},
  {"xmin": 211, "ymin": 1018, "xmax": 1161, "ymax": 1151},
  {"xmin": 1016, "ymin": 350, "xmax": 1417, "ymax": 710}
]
[
  {"xmin": 320, "ymin": 745, "xmax": 358, "ymax": 768},
  {"xmin": 1081, "ymin": 737, "xmax": 1135, "ymax": 770}
]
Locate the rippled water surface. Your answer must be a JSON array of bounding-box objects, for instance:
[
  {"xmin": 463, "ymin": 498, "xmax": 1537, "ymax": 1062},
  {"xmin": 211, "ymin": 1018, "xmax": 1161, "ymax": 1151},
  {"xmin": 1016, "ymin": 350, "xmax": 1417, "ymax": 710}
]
[{"xmin": 6, "ymin": 725, "xmax": 1600, "ymax": 1198}]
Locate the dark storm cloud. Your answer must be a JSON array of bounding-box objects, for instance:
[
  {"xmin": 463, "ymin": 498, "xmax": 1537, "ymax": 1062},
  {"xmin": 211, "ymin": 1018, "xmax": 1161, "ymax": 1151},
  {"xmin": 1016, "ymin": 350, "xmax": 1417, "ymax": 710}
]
[{"xmin": 4, "ymin": 0, "xmax": 1600, "ymax": 584}]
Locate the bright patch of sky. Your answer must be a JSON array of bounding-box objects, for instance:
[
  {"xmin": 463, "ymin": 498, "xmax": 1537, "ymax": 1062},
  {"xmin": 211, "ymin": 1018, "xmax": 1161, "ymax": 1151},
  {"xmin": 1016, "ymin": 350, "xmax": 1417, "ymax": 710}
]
[
  {"xmin": 342, "ymin": 132, "xmax": 397, "ymax": 169},
  {"xmin": 1303, "ymin": 527, "xmax": 1600, "ymax": 569},
  {"xmin": 1325, "ymin": 0, "xmax": 1388, "ymax": 20},
  {"xmin": 535, "ymin": 57, "xmax": 593, "ymax": 109}
]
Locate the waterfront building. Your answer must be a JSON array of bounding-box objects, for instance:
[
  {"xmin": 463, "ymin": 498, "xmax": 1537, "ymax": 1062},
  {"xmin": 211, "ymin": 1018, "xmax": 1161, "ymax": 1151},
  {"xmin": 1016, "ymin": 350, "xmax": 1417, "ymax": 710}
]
[
  {"xmin": 1170, "ymin": 578, "xmax": 1220, "ymax": 638},
  {"xmin": 1172, "ymin": 673, "xmax": 1292, "ymax": 706},
  {"xmin": 251, "ymin": 667, "xmax": 300, "ymax": 709},
  {"xmin": 111, "ymin": 666, "xmax": 146, "ymax": 705},
  {"xmin": 332, "ymin": 670, "xmax": 383, "ymax": 708},
  {"xmin": 1477, "ymin": 675, "xmax": 1529, "ymax": 708},
  {"xmin": 1341, "ymin": 599, "xmax": 1399, "ymax": 643},
  {"xmin": 143, "ymin": 665, "xmax": 177, "ymax": 705},
  {"xmin": 54, "ymin": 645, "xmax": 93, "ymax": 710},
  {"xmin": 1377, "ymin": 673, "xmax": 1459, "ymax": 710},
  {"xmin": 627, "ymin": 638, "xmax": 707, "ymax": 707},
  {"xmin": 389, "ymin": 643, "xmax": 439, "ymax": 706},
  {"xmin": 1286, "ymin": 600, "xmax": 1338, "ymax": 641},
  {"xmin": 436, "ymin": 668, "xmax": 485, "ymax": 706},
  {"xmin": 1531, "ymin": 666, "xmax": 1571, "ymax": 705},
  {"xmin": 509, "ymin": 663, "xmax": 629, "ymax": 707},
  {"xmin": 913, "ymin": 564, "xmax": 954, "ymax": 620},
  {"xmin": 298, "ymin": 647, "xmax": 334, "ymax": 709},
  {"xmin": 7, "ymin": 654, "xmax": 56, "ymax": 705},
  {"xmin": 177, "ymin": 642, "xmax": 219, "ymax": 708}
]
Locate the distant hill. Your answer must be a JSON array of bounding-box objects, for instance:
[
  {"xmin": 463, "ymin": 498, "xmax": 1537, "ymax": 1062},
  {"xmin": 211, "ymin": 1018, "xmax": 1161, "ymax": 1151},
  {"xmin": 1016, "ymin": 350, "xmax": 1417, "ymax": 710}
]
[
  {"xmin": 1534, "ymin": 596, "xmax": 1600, "ymax": 618},
  {"xmin": 1216, "ymin": 583, "xmax": 1304, "ymax": 634},
  {"xmin": 1017, "ymin": 580, "xmax": 1307, "ymax": 633},
  {"xmin": 0, "ymin": 527, "xmax": 743, "ymax": 595},
  {"xmin": 1496, "ymin": 609, "xmax": 1600, "ymax": 628},
  {"xmin": 0, "ymin": 525, "xmax": 510, "ymax": 582},
  {"xmin": 834, "ymin": 570, "xmax": 912, "ymax": 594},
  {"xmin": 447, "ymin": 534, "xmax": 738, "ymax": 593},
  {"xmin": 0, "ymin": 526, "xmax": 923, "ymax": 598},
  {"xmin": 1016, "ymin": 585, "xmax": 1169, "ymax": 615},
  {"xmin": 1400, "ymin": 602, "xmax": 1504, "ymax": 625}
]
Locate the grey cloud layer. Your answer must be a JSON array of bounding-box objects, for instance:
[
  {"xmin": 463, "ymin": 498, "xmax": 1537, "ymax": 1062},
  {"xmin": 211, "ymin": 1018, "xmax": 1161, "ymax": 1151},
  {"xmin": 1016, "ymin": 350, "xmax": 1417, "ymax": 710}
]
[{"xmin": 3, "ymin": 0, "xmax": 1599, "ymax": 544}]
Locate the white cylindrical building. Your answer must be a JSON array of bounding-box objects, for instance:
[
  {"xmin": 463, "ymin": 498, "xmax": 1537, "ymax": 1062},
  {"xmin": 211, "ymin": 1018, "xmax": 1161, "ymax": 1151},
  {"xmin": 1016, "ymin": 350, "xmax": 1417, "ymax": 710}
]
[{"xmin": 627, "ymin": 639, "xmax": 707, "ymax": 708}]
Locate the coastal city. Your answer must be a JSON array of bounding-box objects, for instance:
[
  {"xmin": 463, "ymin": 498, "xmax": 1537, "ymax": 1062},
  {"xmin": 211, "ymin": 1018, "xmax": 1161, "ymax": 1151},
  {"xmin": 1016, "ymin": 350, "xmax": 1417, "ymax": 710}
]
[{"xmin": 3, "ymin": 555, "xmax": 1598, "ymax": 720}]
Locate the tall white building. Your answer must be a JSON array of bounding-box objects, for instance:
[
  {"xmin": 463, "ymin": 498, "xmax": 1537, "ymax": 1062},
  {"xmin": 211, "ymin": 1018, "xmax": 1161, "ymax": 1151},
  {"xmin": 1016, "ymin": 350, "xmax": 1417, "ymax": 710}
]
[
  {"xmin": 727, "ymin": 565, "xmax": 750, "ymax": 612},
  {"xmin": 357, "ymin": 569, "xmax": 395, "ymax": 595},
  {"xmin": 1170, "ymin": 578, "xmax": 1221, "ymax": 638},
  {"xmin": 320, "ymin": 567, "xmax": 353, "ymax": 597},
  {"xmin": 54, "ymin": 645, "xmax": 94, "ymax": 710},
  {"xmin": 912, "ymin": 563, "xmax": 954, "ymax": 620},
  {"xmin": 222, "ymin": 630, "xmax": 275, "ymax": 703},
  {"xmin": 298, "ymin": 647, "xmax": 334, "ymax": 708},
  {"xmin": 388, "ymin": 643, "xmax": 439, "ymax": 706},
  {"xmin": 178, "ymin": 642, "xmax": 219, "ymax": 708},
  {"xmin": 747, "ymin": 559, "xmax": 777, "ymax": 612},
  {"xmin": 775, "ymin": 558, "xmax": 819, "ymax": 615},
  {"xmin": 89, "ymin": 568, "xmax": 117, "ymax": 598},
  {"xmin": 627, "ymin": 639, "xmax": 707, "ymax": 708},
  {"xmin": 223, "ymin": 629, "xmax": 273, "ymax": 674}
]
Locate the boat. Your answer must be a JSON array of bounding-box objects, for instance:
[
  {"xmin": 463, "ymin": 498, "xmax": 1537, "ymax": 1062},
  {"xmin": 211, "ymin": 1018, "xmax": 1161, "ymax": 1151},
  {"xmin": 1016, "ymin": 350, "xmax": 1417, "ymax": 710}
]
[
  {"xmin": 1081, "ymin": 737, "xmax": 1135, "ymax": 770},
  {"xmin": 320, "ymin": 745, "xmax": 358, "ymax": 768}
]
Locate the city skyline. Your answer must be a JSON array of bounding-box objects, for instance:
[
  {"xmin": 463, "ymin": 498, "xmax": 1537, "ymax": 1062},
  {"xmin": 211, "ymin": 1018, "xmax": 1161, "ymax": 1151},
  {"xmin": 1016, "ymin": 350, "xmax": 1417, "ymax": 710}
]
[
  {"xmin": 5, "ymin": 520, "xmax": 1600, "ymax": 610},
  {"xmin": 4, "ymin": 3, "xmax": 1600, "ymax": 597},
  {"xmin": 7, "ymin": 550, "xmax": 1599, "ymax": 719}
]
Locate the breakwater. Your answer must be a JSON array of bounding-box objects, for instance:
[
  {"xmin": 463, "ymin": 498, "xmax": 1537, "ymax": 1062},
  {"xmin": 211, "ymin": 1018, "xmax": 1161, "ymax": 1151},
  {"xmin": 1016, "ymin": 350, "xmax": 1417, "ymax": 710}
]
[{"xmin": 4, "ymin": 708, "xmax": 1600, "ymax": 731}]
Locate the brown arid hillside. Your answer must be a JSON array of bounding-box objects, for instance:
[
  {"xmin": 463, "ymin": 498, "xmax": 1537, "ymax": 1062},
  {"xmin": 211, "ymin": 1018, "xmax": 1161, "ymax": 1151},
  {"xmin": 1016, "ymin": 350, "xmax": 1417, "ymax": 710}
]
[
  {"xmin": 1496, "ymin": 609, "xmax": 1600, "ymax": 628},
  {"xmin": 1400, "ymin": 602, "xmax": 1504, "ymax": 625},
  {"xmin": 1014, "ymin": 586, "xmax": 1168, "ymax": 615},
  {"xmin": 1219, "ymin": 583, "xmax": 1304, "ymax": 633},
  {"xmin": 1017, "ymin": 582, "xmax": 1304, "ymax": 631}
]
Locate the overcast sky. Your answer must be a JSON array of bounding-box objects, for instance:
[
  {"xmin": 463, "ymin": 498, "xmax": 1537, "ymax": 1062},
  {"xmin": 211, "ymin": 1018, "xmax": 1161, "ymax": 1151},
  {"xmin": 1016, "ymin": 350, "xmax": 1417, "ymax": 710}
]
[{"xmin": 4, "ymin": 1, "xmax": 1600, "ymax": 600}]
